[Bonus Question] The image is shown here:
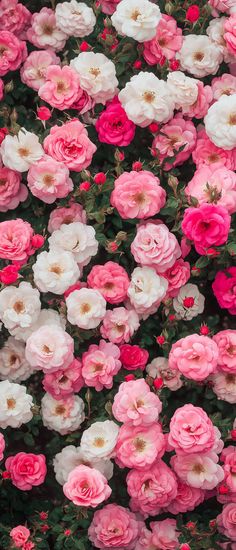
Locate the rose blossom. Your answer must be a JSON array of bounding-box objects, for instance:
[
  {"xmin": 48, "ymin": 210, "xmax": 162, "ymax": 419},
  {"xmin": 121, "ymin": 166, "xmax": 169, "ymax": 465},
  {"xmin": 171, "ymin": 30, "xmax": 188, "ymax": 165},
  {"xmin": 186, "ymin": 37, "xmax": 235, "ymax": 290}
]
[
  {"xmin": 43, "ymin": 120, "xmax": 96, "ymax": 172},
  {"xmin": 168, "ymin": 404, "xmax": 215, "ymax": 455},
  {"xmin": 211, "ymin": 370, "xmax": 236, "ymax": 403},
  {"xmin": 112, "ymin": 379, "xmax": 162, "ymax": 426},
  {"xmin": 212, "ymin": 74, "xmax": 236, "ymax": 100},
  {"xmin": 131, "ymin": 221, "xmax": 181, "ymax": 273},
  {"xmin": 38, "ymin": 65, "xmax": 81, "ymax": 110},
  {"xmin": 82, "ymin": 339, "xmax": 121, "ymax": 391},
  {"xmin": 128, "ymin": 266, "xmax": 168, "ymax": 318},
  {"xmin": 66, "ymin": 288, "xmax": 106, "ymax": 329},
  {"xmin": 163, "ymin": 259, "xmax": 190, "ymax": 298},
  {"xmin": 204, "ymin": 94, "xmax": 236, "ymax": 151},
  {"xmin": 171, "ymin": 451, "xmax": 224, "ymax": 490},
  {"xmin": 20, "ymin": 50, "xmax": 60, "ymax": 91},
  {"xmin": 0, "ymin": 433, "xmax": 5, "ymax": 461},
  {"xmin": 88, "ymin": 503, "xmax": 140, "ymax": 549},
  {"xmin": 27, "ymin": 7, "xmax": 67, "ymax": 51},
  {"xmin": 167, "ymin": 71, "xmax": 198, "ymax": 109},
  {"xmin": 80, "ymin": 420, "xmax": 119, "ymax": 460},
  {"xmin": 10, "ymin": 526, "xmax": 30, "ymax": 548},
  {"xmin": 147, "ymin": 357, "xmax": 183, "ymax": 391},
  {"xmin": 87, "ymin": 262, "xmax": 129, "ymax": 305},
  {"xmin": 100, "ymin": 307, "xmax": 140, "ymax": 344},
  {"xmin": 192, "ymin": 128, "xmax": 236, "ymax": 171},
  {"xmin": 127, "ymin": 459, "xmax": 177, "ymax": 516},
  {"xmin": 1, "ymin": 129, "xmax": 44, "ymax": 172},
  {"xmin": 221, "ymin": 446, "xmax": 236, "ymax": 492},
  {"xmin": 169, "ymin": 334, "xmax": 218, "ymax": 381},
  {"xmin": 151, "ymin": 115, "xmax": 197, "ymax": 170},
  {"xmin": 115, "ymin": 423, "xmax": 165, "ymax": 469},
  {"xmin": 41, "ymin": 393, "xmax": 85, "ymax": 435},
  {"xmin": 209, "ymin": 0, "xmax": 236, "ymax": 14},
  {"xmin": 185, "ymin": 165, "xmax": 236, "ymax": 214},
  {"xmin": 217, "ymin": 503, "xmax": 236, "ymax": 541},
  {"xmin": 0, "ymin": 167, "xmax": 28, "ymax": 212},
  {"xmin": 143, "ymin": 14, "xmax": 183, "ymax": 65},
  {"xmin": 54, "ymin": 445, "xmax": 113, "ymax": 486},
  {"xmin": 207, "ymin": 17, "xmax": 233, "ymax": 63},
  {"xmin": 0, "ymin": 31, "xmax": 27, "ymax": 76},
  {"xmin": 5, "ymin": 452, "xmax": 47, "ymax": 490},
  {"xmin": 100, "ymin": 0, "xmax": 121, "ymax": 15},
  {"xmin": 213, "ymin": 330, "xmax": 236, "ymax": 373},
  {"xmin": 49, "ymin": 222, "xmax": 98, "ymax": 268},
  {"xmin": 182, "ymin": 80, "xmax": 213, "ymax": 120},
  {"xmin": 55, "ymin": 0, "xmax": 96, "ymax": 38},
  {"xmin": 48, "ymin": 203, "xmax": 86, "ymax": 233},
  {"xmin": 0, "ymin": 380, "xmax": 33, "ymax": 429},
  {"xmin": 172, "ymin": 283, "xmax": 205, "ymax": 321},
  {"xmin": 70, "ymin": 52, "xmax": 118, "ymax": 104},
  {"xmin": 0, "ymin": 337, "xmax": 33, "ymax": 382},
  {"xmin": 63, "ymin": 465, "xmax": 111, "ymax": 507},
  {"xmin": 111, "ymin": 170, "xmax": 166, "ymax": 219},
  {"xmin": 212, "ymin": 267, "xmax": 236, "ymax": 314},
  {"xmin": 136, "ymin": 520, "xmax": 179, "ymax": 550},
  {"xmin": 224, "ymin": 14, "xmax": 236, "ymax": 55},
  {"xmin": 120, "ymin": 344, "xmax": 149, "ymax": 371},
  {"xmin": 0, "ymin": 219, "xmax": 33, "ymax": 262},
  {"xmin": 27, "ymin": 156, "xmax": 73, "ymax": 204},
  {"xmin": 96, "ymin": 97, "xmax": 135, "ymax": 146},
  {"xmin": 167, "ymin": 480, "xmax": 205, "ymax": 514},
  {"xmin": 0, "ymin": 0, "xmax": 31, "ymax": 36},
  {"xmin": 111, "ymin": 0, "xmax": 161, "ymax": 43},
  {"xmin": 25, "ymin": 325, "xmax": 74, "ymax": 373},
  {"xmin": 178, "ymin": 34, "xmax": 223, "ymax": 78},
  {"xmin": 43, "ymin": 358, "xmax": 83, "ymax": 400},
  {"xmin": 182, "ymin": 203, "xmax": 231, "ymax": 255},
  {"xmin": 33, "ymin": 249, "xmax": 80, "ymax": 295}
]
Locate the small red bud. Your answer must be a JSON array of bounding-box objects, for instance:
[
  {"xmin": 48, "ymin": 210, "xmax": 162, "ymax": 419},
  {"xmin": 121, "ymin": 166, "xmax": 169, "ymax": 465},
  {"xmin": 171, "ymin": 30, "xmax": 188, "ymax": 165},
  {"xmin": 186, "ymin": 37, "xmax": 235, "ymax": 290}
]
[
  {"xmin": 37, "ymin": 106, "xmax": 51, "ymax": 121},
  {"xmin": 108, "ymin": 241, "xmax": 118, "ymax": 252},
  {"xmin": 169, "ymin": 314, "xmax": 176, "ymax": 322},
  {"xmin": 132, "ymin": 161, "xmax": 142, "ymax": 171},
  {"xmin": 219, "ymin": 485, "xmax": 229, "ymax": 495},
  {"xmin": 209, "ymin": 519, "xmax": 216, "ymax": 529},
  {"xmin": 169, "ymin": 59, "xmax": 180, "ymax": 71},
  {"xmin": 80, "ymin": 181, "xmax": 91, "ymax": 192},
  {"xmin": 39, "ymin": 512, "xmax": 48, "ymax": 520},
  {"xmin": 31, "ymin": 234, "xmax": 45, "ymax": 249},
  {"xmin": 2, "ymin": 471, "xmax": 11, "ymax": 479},
  {"xmin": 200, "ymin": 324, "xmax": 210, "ymax": 335},
  {"xmin": 80, "ymin": 41, "xmax": 90, "ymax": 52},
  {"xmin": 116, "ymin": 151, "xmax": 125, "ymax": 162},
  {"xmin": 133, "ymin": 60, "xmax": 142, "ymax": 69},
  {"xmin": 94, "ymin": 172, "xmax": 106, "ymax": 185},
  {"xmin": 153, "ymin": 377, "xmax": 164, "ymax": 390},
  {"xmin": 156, "ymin": 335, "xmax": 165, "ymax": 345},
  {"xmin": 186, "ymin": 5, "xmax": 200, "ymax": 22},
  {"xmin": 41, "ymin": 524, "xmax": 50, "ymax": 533},
  {"xmin": 125, "ymin": 374, "xmax": 135, "ymax": 382},
  {"xmin": 64, "ymin": 529, "xmax": 71, "ymax": 536},
  {"xmin": 231, "ymin": 429, "xmax": 236, "ymax": 440},
  {"xmin": 183, "ymin": 296, "xmax": 195, "ymax": 308},
  {"xmin": 186, "ymin": 521, "xmax": 195, "ymax": 530},
  {"xmin": 180, "ymin": 545, "xmax": 191, "ymax": 550},
  {"xmin": 149, "ymin": 123, "xmax": 159, "ymax": 133}
]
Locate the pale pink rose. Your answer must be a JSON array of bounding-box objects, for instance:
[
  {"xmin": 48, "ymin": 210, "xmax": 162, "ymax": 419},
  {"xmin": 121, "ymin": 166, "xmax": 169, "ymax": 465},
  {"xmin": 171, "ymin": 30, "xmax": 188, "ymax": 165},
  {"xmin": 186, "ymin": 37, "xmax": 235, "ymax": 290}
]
[
  {"xmin": 112, "ymin": 379, "xmax": 162, "ymax": 426},
  {"xmin": 182, "ymin": 81, "xmax": 213, "ymax": 119},
  {"xmin": 43, "ymin": 120, "xmax": 96, "ymax": 172},
  {"xmin": 5, "ymin": 452, "xmax": 47, "ymax": 490},
  {"xmin": 137, "ymin": 520, "xmax": 179, "ymax": 550},
  {"xmin": 38, "ymin": 65, "xmax": 81, "ymax": 111},
  {"xmin": 88, "ymin": 503, "xmax": 140, "ymax": 550},
  {"xmin": 0, "ymin": 433, "xmax": 5, "ymax": 461},
  {"xmin": 213, "ymin": 330, "xmax": 236, "ymax": 373},
  {"xmin": 131, "ymin": 221, "xmax": 181, "ymax": 274},
  {"xmin": 100, "ymin": 307, "xmax": 140, "ymax": 344},
  {"xmin": 143, "ymin": 14, "xmax": 183, "ymax": 65},
  {"xmin": 48, "ymin": 202, "xmax": 86, "ymax": 233},
  {"xmin": 20, "ymin": 50, "xmax": 60, "ymax": 91},
  {"xmin": 185, "ymin": 166, "xmax": 236, "ymax": 215},
  {"xmin": 43, "ymin": 358, "xmax": 84, "ymax": 400},
  {"xmin": 168, "ymin": 404, "xmax": 215, "ymax": 455},
  {"xmin": 63, "ymin": 464, "xmax": 111, "ymax": 507},
  {"xmin": 0, "ymin": 218, "xmax": 33, "ymax": 262},
  {"xmin": 171, "ymin": 451, "xmax": 224, "ymax": 490},
  {"xmin": 87, "ymin": 262, "xmax": 130, "ymax": 304},
  {"xmin": 152, "ymin": 115, "xmax": 197, "ymax": 171},
  {"xmin": 169, "ymin": 334, "xmax": 219, "ymax": 382},
  {"xmin": 147, "ymin": 357, "xmax": 183, "ymax": 391},
  {"xmin": 0, "ymin": 0, "xmax": 31, "ymax": 36},
  {"xmin": 209, "ymin": 0, "xmax": 236, "ymax": 14},
  {"xmin": 0, "ymin": 166, "xmax": 28, "ymax": 212},
  {"xmin": 110, "ymin": 170, "xmax": 166, "ymax": 219},
  {"xmin": 163, "ymin": 259, "xmax": 190, "ymax": 298},
  {"xmin": 212, "ymin": 74, "xmax": 236, "ymax": 100},
  {"xmin": 27, "ymin": 7, "xmax": 67, "ymax": 52},
  {"xmin": 10, "ymin": 526, "xmax": 30, "ymax": 548},
  {"xmin": 167, "ymin": 480, "xmax": 205, "ymax": 514},
  {"xmin": 99, "ymin": 0, "xmax": 121, "ymax": 15},
  {"xmin": 224, "ymin": 14, "xmax": 236, "ymax": 55},
  {"xmin": 25, "ymin": 326, "xmax": 74, "ymax": 373},
  {"xmin": 127, "ymin": 459, "xmax": 177, "ymax": 516},
  {"xmin": 182, "ymin": 203, "xmax": 231, "ymax": 256},
  {"xmin": 211, "ymin": 369, "xmax": 236, "ymax": 403},
  {"xmin": 217, "ymin": 503, "xmax": 236, "ymax": 541},
  {"xmin": 0, "ymin": 31, "xmax": 27, "ymax": 76},
  {"xmin": 115, "ymin": 423, "xmax": 165, "ymax": 470},
  {"xmin": 82, "ymin": 339, "xmax": 121, "ymax": 391},
  {"xmin": 27, "ymin": 155, "xmax": 73, "ymax": 204},
  {"xmin": 221, "ymin": 446, "xmax": 236, "ymax": 492},
  {"xmin": 192, "ymin": 128, "xmax": 236, "ymax": 171}
]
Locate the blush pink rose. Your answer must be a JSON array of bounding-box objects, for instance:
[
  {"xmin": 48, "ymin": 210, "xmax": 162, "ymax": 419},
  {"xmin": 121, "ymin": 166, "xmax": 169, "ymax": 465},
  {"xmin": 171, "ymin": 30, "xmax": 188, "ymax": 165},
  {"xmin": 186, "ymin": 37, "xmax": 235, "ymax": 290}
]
[
  {"xmin": 221, "ymin": 446, "xmax": 236, "ymax": 492},
  {"xmin": 119, "ymin": 344, "xmax": 149, "ymax": 371},
  {"xmin": 112, "ymin": 379, "xmax": 162, "ymax": 426},
  {"xmin": 182, "ymin": 203, "xmax": 231, "ymax": 256},
  {"xmin": 169, "ymin": 334, "xmax": 219, "ymax": 381},
  {"xmin": 151, "ymin": 115, "xmax": 196, "ymax": 171},
  {"xmin": 87, "ymin": 261, "xmax": 130, "ymax": 304},
  {"xmin": 143, "ymin": 15, "xmax": 183, "ymax": 65},
  {"xmin": 224, "ymin": 14, "xmax": 236, "ymax": 55},
  {"xmin": 217, "ymin": 503, "xmax": 236, "ymax": 541},
  {"xmin": 115, "ymin": 423, "xmax": 165, "ymax": 469},
  {"xmin": 82, "ymin": 339, "xmax": 121, "ymax": 391},
  {"xmin": 182, "ymin": 81, "xmax": 213, "ymax": 119},
  {"xmin": 43, "ymin": 358, "xmax": 84, "ymax": 400},
  {"xmin": 0, "ymin": 166, "xmax": 28, "ymax": 212},
  {"xmin": 0, "ymin": 433, "xmax": 5, "ymax": 461},
  {"xmin": 213, "ymin": 330, "xmax": 236, "ymax": 373},
  {"xmin": 137, "ymin": 520, "xmax": 179, "ymax": 550},
  {"xmin": 88, "ymin": 503, "xmax": 140, "ymax": 549},
  {"xmin": 0, "ymin": 218, "xmax": 33, "ymax": 261},
  {"xmin": 100, "ymin": 307, "xmax": 140, "ymax": 344},
  {"xmin": 38, "ymin": 65, "xmax": 82, "ymax": 111},
  {"xmin": 110, "ymin": 170, "xmax": 166, "ymax": 219},
  {"xmin": 10, "ymin": 526, "xmax": 30, "ymax": 548},
  {"xmin": 212, "ymin": 74, "xmax": 236, "ymax": 100},
  {"xmin": 0, "ymin": 31, "xmax": 27, "ymax": 76},
  {"xmin": 27, "ymin": 7, "xmax": 67, "ymax": 52},
  {"xmin": 5, "ymin": 452, "xmax": 47, "ymax": 490},
  {"xmin": 25, "ymin": 326, "xmax": 74, "ymax": 373},
  {"xmin": 212, "ymin": 267, "xmax": 236, "ymax": 314},
  {"xmin": 209, "ymin": 0, "xmax": 236, "ymax": 13},
  {"xmin": 96, "ymin": 97, "xmax": 135, "ymax": 146},
  {"xmin": 63, "ymin": 465, "xmax": 111, "ymax": 507},
  {"xmin": 192, "ymin": 129, "xmax": 236, "ymax": 171},
  {"xmin": 185, "ymin": 166, "xmax": 236, "ymax": 215},
  {"xmin": 127, "ymin": 459, "xmax": 177, "ymax": 516},
  {"xmin": 0, "ymin": 0, "xmax": 31, "ymax": 36},
  {"xmin": 168, "ymin": 404, "xmax": 215, "ymax": 455},
  {"xmin": 27, "ymin": 155, "xmax": 73, "ymax": 204},
  {"xmin": 20, "ymin": 50, "xmax": 60, "ymax": 91},
  {"xmin": 131, "ymin": 221, "xmax": 181, "ymax": 274},
  {"xmin": 43, "ymin": 120, "xmax": 97, "ymax": 172},
  {"xmin": 167, "ymin": 480, "xmax": 205, "ymax": 514},
  {"xmin": 48, "ymin": 202, "xmax": 86, "ymax": 232},
  {"xmin": 163, "ymin": 258, "xmax": 190, "ymax": 297}
]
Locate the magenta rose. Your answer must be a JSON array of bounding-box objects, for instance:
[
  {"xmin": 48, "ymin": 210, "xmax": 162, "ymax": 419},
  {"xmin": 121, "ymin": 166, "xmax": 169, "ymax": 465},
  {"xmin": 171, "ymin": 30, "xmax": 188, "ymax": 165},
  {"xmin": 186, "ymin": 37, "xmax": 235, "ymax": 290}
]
[
  {"xmin": 96, "ymin": 97, "xmax": 135, "ymax": 146},
  {"xmin": 63, "ymin": 465, "xmax": 111, "ymax": 507},
  {"xmin": 212, "ymin": 267, "xmax": 236, "ymax": 314},
  {"xmin": 120, "ymin": 344, "xmax": 149, "ymax": 370},
  {"xmin": 0, "ymin": 30, "xmax": 27, "ymax": 76},
  {"xmin": 182, "ymin": 203, "xmax": 231, "ymax": 255},
  {"xmin": 5, "ymin": 452, "xmax": 47, "ymax": 490},
  {"xmin": 168, "ymin": 404, "xmax": 215, "ymax": 454},
  {"xmin": 0, "ymin": 218, "xmax": 33, "ymax": 261}
]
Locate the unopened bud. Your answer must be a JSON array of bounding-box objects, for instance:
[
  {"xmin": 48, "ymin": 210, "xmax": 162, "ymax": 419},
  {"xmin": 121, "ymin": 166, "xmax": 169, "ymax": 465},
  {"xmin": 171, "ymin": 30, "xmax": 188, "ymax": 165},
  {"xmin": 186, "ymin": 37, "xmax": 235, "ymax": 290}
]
[
  {"xmin": 116, "ymin": 231, "xmax": 127, "ymax": 242},
  {"xmin": 165, "ymin": 2, "xmax": 174, "ymax": 14},
  {"xmin": 4, "ymin": 80, "xmax": 14, "ymax": 93}
]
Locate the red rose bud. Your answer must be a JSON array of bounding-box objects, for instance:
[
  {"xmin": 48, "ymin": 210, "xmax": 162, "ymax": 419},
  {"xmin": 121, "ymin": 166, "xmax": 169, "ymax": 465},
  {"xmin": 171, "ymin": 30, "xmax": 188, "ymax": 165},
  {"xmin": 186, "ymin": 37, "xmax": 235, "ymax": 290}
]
[
  {"xmin": 206, "ymin": 248, "xmax": 221, "ymax": 257},
  {"xmin": 0, "ymin": 127, "xmax": 8, "ymax": 144},
  {"xmin": 159, "ymin": 55, "xmax": 166, "ymax": 66},
  {"xmin": 80, "ymin": 41, "xmax": 90, "ymax": 51},
  {"xmin": 132, "ymin": 161, "xmax": 143, "ymax": 171},
  {"xmin": 231, "ymin": 429, "xmax": 236, "ymax": 440},
  {"xmin": 124, "ymin": 374, "xmax": 135, "ymax": 382},
  {"xmin": 80, "ymin": 181, "xmax": 91, "ymax": 192},
  {"xmin": 115, "ymin": 150, "xmax": 125, "ymax": 162},
  {"xmin": 169, "ymin": 314, "xmax": 176, "ymax": 322},
  {"xmin": 219, "ymin": 485, "xmax": 229, "ymax": 495},
  {"xmin": 169, "ymin": 59, "xmax": 180, "ymax": 71},
  {"xmin": 94, "ymin": 172, "xmax": 106, "ymax": 185},
  {"xmin": 186, "ymin": 522, "xmax": 196, "ymax": 530},
  {"xmin": 200, "ymin": 324, "xmax": 210, "ymax": 335},
  {"xmin": 183, "ymin": 296, "xmax": 195, "ymax": 308},
  {"xmin": 41, "ymin": 524, "xmax": 50, "ymax": 533},
  {"xmin": 209, "ymin": 519, "xmax": 216, "ymax": 529},
  {"xmin": 156, "ymin": 335, "xmax": 165, "ymax": 345},
  {"xmin": 0, "ymin": 265, "xmax": 19, "ymax": 285},
  {"xmin": 133, "ymin": 60, "xmax": 142, "ymax": 69},
  {"xmin": 2, "ymin": 470, "xmax": 11, "ymax": 479},
  {"xmin": 180, "ymin": 545, "xmax": 191, "ymax": 550},
  {"xmin": 186, "ymin": 5, "xmax": 200, "ymax": 22},
  {"xmin": 39, "ymin": 512, "xmax": 48, "ymax": 520},
  {"xmin": 107, "ymin": 241, "xmax": 118, "ymax": 252},
  {"xmin": 37, "ymin": 106, "xmax": 51, "ymax": 121},
  {"xmin": 64, "ymin": 529, "xmax": 71, "ymax": 537},
  {"xmin": 149, "ymin": 123, "xmax": 159, "ymax": 133},
  {"xmin": 153, "ymin": 377, "xmax": 164, "ymax": 390},
  {"xmin": 31, "ymin": 234, "xmax": 45, "ymax": 249},
  {"xmin": 120, "ymin": 344, "xmax": 149, "ymax": 371}
]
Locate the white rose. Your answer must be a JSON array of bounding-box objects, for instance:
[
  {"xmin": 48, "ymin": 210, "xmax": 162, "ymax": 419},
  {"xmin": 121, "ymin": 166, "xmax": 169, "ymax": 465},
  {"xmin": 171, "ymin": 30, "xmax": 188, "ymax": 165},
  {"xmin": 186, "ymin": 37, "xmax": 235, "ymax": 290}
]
[
  {"xmin": 70, "ymin": 52, "xmax": 118, "ymax": 104},
  {"xmin": 207, "ymin": 17, "xmax": 234, "ymax": 63},
  {"xmin": 53, "ymin": 445, "xmax": 113, "ymax": 485},
  {"xmin": 49, "ymin": 222, "xmax": 98, "ymax": 268},
  {"xmin": 111, "ymin": 0, "xmax": 161, "ymax": 42},
  {"xmin": 167, "ymin": 71, "xmax": 199, "ymax": 109},
  {"xmin": 80, "ymin": 420, "xmax": 119, "ymax": 459},
  {"xmin": 211, "ymin": 370, "xmax": 236, "ymax": 404},
  {"xmin": 0, "ymin": 282, "xmax": 41, "ymax": 338},
  {"xmin": 41, "ymin": 393, "xmax": 85, "ymax": 435},
  {"xmin": 25, "ymin": 325, "xmax": 74, "ymax": 372},
  {"xmin": 0, "ymin": 337, "xmax": 33, "ymax": 382},
  {"xmin": 119, "ymin": 72, "xmax": 174, "ymax": 127},
  {"xmin": 128, "ymin": 266, "xmax": 168, "ymax": 317},
  {"xmin": 1, "ymin": 129, "xmax": 44, "ymax": 172},
  {"xmin": 178, "ymin": 35, "xmax": 223, "ymax": 78},
  {"xmin": 33, "ymin": 249, "xmax": 80, "ymax": 295},
  {"xmin": 0, "ymin": 380, "xmax": 33, "ymax": 429},
  {"xmin": 19, "ymin": 308, "xmax": 66, "ymax": 342},
  {"xmin": 55, "ymin": 0, "xmax": 96, "ymax": 37},
  {"xmin": 173, "ymin": 283, "xmax": 205, "ymax": 321},
  {"xmin": 204, "ymin": 94, "xmax": 236, "ymax": 150},
  {"xmin": 66, "ymin": 288, "xmax": 106, "ymax": 329}
]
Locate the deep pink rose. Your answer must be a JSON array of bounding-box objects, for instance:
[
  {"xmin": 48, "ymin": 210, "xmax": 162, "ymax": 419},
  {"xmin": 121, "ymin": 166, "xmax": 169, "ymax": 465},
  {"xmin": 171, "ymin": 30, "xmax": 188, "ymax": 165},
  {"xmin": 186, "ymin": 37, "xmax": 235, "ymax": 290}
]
[
  {"xmin": 120, "ymin": 344, "xmax": 149, "ymax": 370},
  {"xmin": 43, "ymin": 120, "xmax": 96, "ymax": 172},
  {"xmin": 10, "ymin": 526, "xmax": 30, "ymax": 548},
  {"xmin": 5, "ymin": 452, "xmax": 47, "ymax": 490},
  {"xmin": 88, "ymin": 503, "xmax": 140, "ymax": 549},
  {"xmin": 99, "ymin": 0, "xmax": 121, "ymax": 15},
  {"xmin": 96, "ymin": 97, "xmax": 135, "ymax": 146},
  {"xmin": 168, "ymin": 404, "xmax": 215, "ymax": 454},
  {"xmin": 87, "ymin": 261, "xmax": 130, "ymax": 304},
  {"xmin": 0, "ymin": 0, "xmax": 31, "ymax": 36},
  {"xmin": 163, "ymin": 259, "xmax": 190, "ymax": 297},
  {"xmin": 137, "ymin": 520, "xmax": 179, "ymax": 550},
  {"xmin": 0, "ymin": 218, "xmax": 33, "ymax": 261},
  {"xmin": 182, "ymin": 203, "xmax": 231, "ymax": 255},
  {"xmin": 0, "ymin": 30, "xmax": 27, "ymax": 76},
  {"xmin": 212, "ymin": 267, "xmax": 236, "ymax": 314},
  {"xmin": 63, "ymin": 465, "xmax": 111, "ymax": 507},
  {"xmin": 0, "ymin": 433, "xmax": 5, "ymax": 461},
  {"xmin": 0, "ymin": 166, "xmax": 28, "ymax": 212}
]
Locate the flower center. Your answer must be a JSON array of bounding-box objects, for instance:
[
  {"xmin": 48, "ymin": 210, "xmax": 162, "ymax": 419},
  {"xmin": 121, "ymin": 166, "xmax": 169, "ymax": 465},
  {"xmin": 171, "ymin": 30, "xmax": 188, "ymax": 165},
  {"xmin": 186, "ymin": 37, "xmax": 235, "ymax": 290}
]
[
  {"xmin": 115, "ymin": 324, "xmax": 125, "ymax": 333},
  {"xmin": 50, "ymin": 264, "xmax": 63, "ymax": 275},
  {"xmin": 131, "ymin": 9, "xmax": 141, "ymax": 20},
  {"xmin": 13, "ymin": 301, "xmax": 25, "ymax": 314},
  {"xmin": 93, "ymin": 437, "xmax": 105, "ymax": 448},
  {"xmin": 43, "ymin": 174, "xmax": 54, "ymax": 187},
  {"xmin": 226, "ymin": 373, "xmax": 236, "ymax": 384},
  {"xmin": 9, "ymin": 354, "xmax": 18, "ymax": 366},
  {"xmin": 194, "ymin": 51, "xmax": 204, "ymax": 61},
  {"xmin": 56, "ymin": 80, "xmax": 67, "ymax": 93},
  {"xmin": 0, "ymin": 178, "xmax": 6, "ymax": 186},
  {"xmin": 228, "ymin": 113, "xmax": 236, "ymax": 126},
  {"xmin": 134, "ymin": 192, "xmax": 146, "ymax": 205},
  {"xmin": 103, "ymin": 282, "xmax": 114, "ymax": 290},
  {"xmin": 80, "ymin": 303, "xmax": 91, "ymax": 314},
  {"xmin": 208, "ymin": 153, "xmax": 219, "ymax": 163},
  {"xmin": 18, "ymin": 147, "xmax": 30, "ymax": 158},
  {"xmin": 59, "ymin": 375, "xmax": 68, "ymax": 384},
  {"xmin": 0, "ymin": 46, "xmax": 7, "ymax": 56},
  {"xmin": 134, "ymin": 437, "xmax": 146, "ymax": 452},
  {"xmin": 42, "ymin": 24, "xmax": 53, "ymax": 35},
  {"xmin": 89, "ymin": 67, "xmax": 100, "ymax": 77},
  {"xmin": 143, "ymin": 91, "xmax": 156, "ymax": 103},
  {"xmin": 158, "ymin": 38, "xmax": 167, "ymax": 47},
  {"xmin": 193, "ymin": 462, "xmax": 205, "ymax": 474},
  {"xmin": 93, "ymin": 363, "xmax": 104, "ymax": 372},
  {"xmin": 7, "ymin": 397, "xmax": 16, "ymax": 410},
  {"xmin": 227, "ymin": 345, "xmax": 236, "ymax": 355},
  {"xmin": 42, "ymin": 345, "xmax": 51, "ymax": 354},
  {"xmin": 55, "ymin": 405, "xmax": 66, "ymax": 415}
]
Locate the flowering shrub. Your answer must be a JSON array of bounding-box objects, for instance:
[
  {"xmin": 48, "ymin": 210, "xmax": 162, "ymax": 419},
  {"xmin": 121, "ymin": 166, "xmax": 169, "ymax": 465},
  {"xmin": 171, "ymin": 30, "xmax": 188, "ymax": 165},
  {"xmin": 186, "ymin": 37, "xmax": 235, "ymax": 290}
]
[{"xmin": 0, "ymin": 0, "xmax": 236, "ymax": 549}]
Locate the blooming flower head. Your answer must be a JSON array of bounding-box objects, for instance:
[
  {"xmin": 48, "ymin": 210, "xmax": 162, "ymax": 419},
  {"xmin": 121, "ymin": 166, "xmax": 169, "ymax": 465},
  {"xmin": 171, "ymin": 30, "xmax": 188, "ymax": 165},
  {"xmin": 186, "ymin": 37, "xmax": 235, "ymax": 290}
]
[
  {"xmin": 112, "ymin": 378, "xmax": 162, "ymax": 426},
  {"xmin": 1, "ymin": 129, "xmax": 44, "ymax": 172}
]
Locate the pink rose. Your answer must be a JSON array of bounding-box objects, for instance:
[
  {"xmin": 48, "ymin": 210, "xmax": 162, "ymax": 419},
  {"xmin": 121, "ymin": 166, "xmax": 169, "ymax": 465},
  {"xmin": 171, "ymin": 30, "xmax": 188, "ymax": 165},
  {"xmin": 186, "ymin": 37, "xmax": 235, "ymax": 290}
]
[
  {"xmin": 192, "ymin": 128, "xmax": 236, "ymax": 171},
  {"xmin": 143, "ymin": 14, "xmax": 183, "ymax": 65},
  {"xmin": 163, "ymin": 259, "xmax": 190, "ymax": 297},
  {"xmin": 112, "ymin": 379, "xmax": 162, "ymax": 426},
  {"xmin": 27, "ymin": 155, "xmax": 73, "ymax": 204},
  {"xmin": 213, "ymin": 330, "xmax": 236, "ymax": 373},
  {"xmin": 63, "ymin": 465, "xmax": 111, "ymax": 507},
  {"xmin": 217, "ymin": 503, "xmax": 236, "ymax": 541},
  {"xmin": 211, "ymin": 369, "xmax": 236, "ymax": 403},
  {"xmin": 71, "ymin": 89, "xmax": 94, "ymax": 114},
  {"xmin": 115, "ymin": 423, "xmax": 165, "ymax": 469},
  {"xmin": 110, "ymin": 170, "xmax": 166, "ymax": 219},
  {"xmin": 88, "ymin": 503, "xmax": 140, "ymax": 549},
  {"xmin": 82, "ymin": 339, "xmax": 121, "ymax": 391},
  {"xmin": 167, "ymin": 480, "xmax": 205, "ymax": 514},
  {"xmin": 209, "ymin": 0, "xmax": 236, "ymax": 13},
  {"xmin": 100, "ymin": 307, "xmax": 140, "ymax": 344},
  {"xmin": 0, "ymin": 433, "xmax": 5, "ymax": 461},
  {"xmin": 119, "ymin": 344, "xmax": 149, "ymax": 371},
  {"xmin": 127, "ymin": 459, "xmax": 177, "ymax": 516},
  {"xmin": 0, "ymin": 30, "xmax": 27, "ymax": 76},
  {"xmin": 20, "ymin": 50, "xmax": 60, "ymax": 91},
  {"xmin": 0, "ymin": 166, "xmax": 28, "ymax": 212},
  {"xmin": 0, "ymin": 0, "xmax": 31, "ymax": 36},
  {"xmin": 0, "ymin": 218, "xmax": 33, "ymax": 262},
  {"xmin": 96, "ymin": 97, "xmax": 135, "ymax": 146},
  {"xmin": 168, "ymin": 404, "xmax": 215, "ymax": 454},
  {"xmin": 5, "ymin": 452, "xmax": 47, "ymax": 490},
  {"xmin": 137, "ymin": 520, "xmax": 179, "ymax": 550},
  {"xmin": 221, "ymin": 446, "xmax": 236, "ymax": 492},
  {"xmin": 224, "ymin": 14, "xmax": 236, "ymax": 55},
  {"xmin": 169, "ymin": 334, "xmax": 219, "ymax": 381},
  {"xmin": 212, "ymin": 74, "xmax": 236, "ymax": 101},
  {"xmin": 182, "ymin": 203, "xmax": 231, "ymax": 256},
  {"xmin": 87, "ymin": 262, "xmax": 129, "ymax": 304},
  {"xmin": 48, "ymin": 202, "xmax": 86, "ymax": 233},
  {"xmin": 131, "ymin": 221, "xmax": 181, "ymax": 273},
  {"xmin": 182, "ymin": 81, "xmax": 213, "ymax": 120},
  {"xmin": 27, "ymin": 8, "xmax": 66, "ymax": 52},
  {"xmin": 25, "ymin": 326, "xmax": 74, "ymax": 373},
  {"xmin": 212, "ymin": 267, "xmax": 236, "ymax": 314},
  {"xmin": 152, "ymin": 115, "xmax": 196, "ymax": 171},
  {"xmin": 38, "ymin": 65, "xmax": 82, "ymax": 111},
  {"xmin": 43, "ymin": 120, "xmax": 97, "ymax": 172},
  {"xmin": 10, "ymin": 526, "xmax": 30, "ymax": 548},
  {"xmin": 43, "ymin": 358, "xmax": 84, "ymax": 400},
  {"xmin": 185, "ymin": 166, "xmax": 236, "ymax": 215},
  {"xmin": 99, "ymin": 0, "xmax": 121, "ymax": 15}
]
